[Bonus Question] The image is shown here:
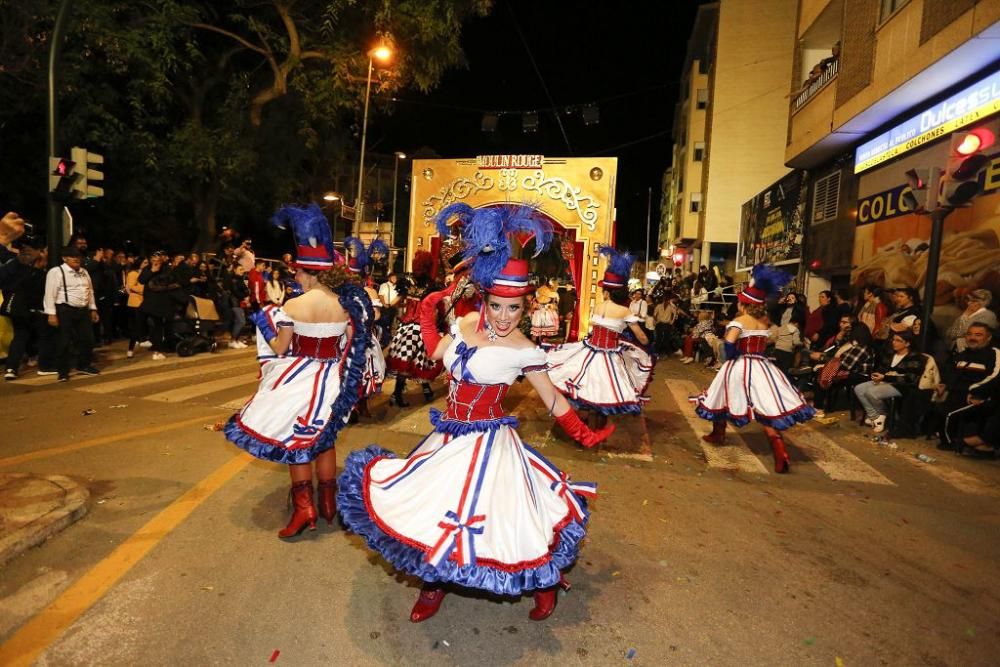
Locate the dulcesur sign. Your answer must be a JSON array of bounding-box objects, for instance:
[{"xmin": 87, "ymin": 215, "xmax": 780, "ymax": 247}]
[{"xmin": 854, "ymin": 69, "xmax": 1000, "ymax": 174}]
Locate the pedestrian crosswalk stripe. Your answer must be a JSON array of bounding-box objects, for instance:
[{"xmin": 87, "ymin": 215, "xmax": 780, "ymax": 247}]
[
  {"xmin": 666, "ymin": 380, "xmax": 770, "ymax": 474},
  {"xmin": 74, "ymin": 359, "xmax": 256, "ymax": 395},
  {"xmin": 144, "ymin": 375, "xmax": 257, "ymax": 403},
  {"xmin": 793, "ymin": 423, "xmax": 895, "ymax": 486},
  {"xmin": 900, "ymin": 454, "xmax": 1000, "ymax": 496}
]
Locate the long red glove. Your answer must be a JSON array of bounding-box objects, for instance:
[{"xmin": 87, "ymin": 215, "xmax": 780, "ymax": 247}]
[
  {"xmin": 418, "ymin": 280, "xmax": 459, "ymax": 354},
  {"xmin": 554, "ymin": 408, "xmax": 615, "ymax": 448}
]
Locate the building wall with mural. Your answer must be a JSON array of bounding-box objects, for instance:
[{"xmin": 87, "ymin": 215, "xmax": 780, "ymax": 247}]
[
  {"xmin": 407, "ymin": 156, "xmax": 618, "ymax": 338},
  {"xmin": 853, "ymin": 135, "xmax": 1000, "ymax": 331}
]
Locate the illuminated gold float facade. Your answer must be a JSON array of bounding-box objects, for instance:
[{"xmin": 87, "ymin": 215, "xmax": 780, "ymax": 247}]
[{"xmin": 407, "ymin": 156, "xmax": 618, "ymax": 337}]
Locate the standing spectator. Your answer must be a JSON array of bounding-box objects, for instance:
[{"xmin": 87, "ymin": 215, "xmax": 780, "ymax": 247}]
[
  {"xmin": 111, "ymin": 250, "xmax": 130, "ymax": 339},
  {"xmin": 0, "ymin": 212, "xmax": 35, "ymax": 291},
  {"xmin": 85, "ymin": 246, "xmax": 116, "ymax": 345},
  {"xmin": 652, "ymin": 293, "xmax": 681, "ymax": 354},
  {"xmin": 173, "ymin": 252, "xmax": 197, "ymax": 294},
  {"xmin": 4, "ymin": 246, "xmax": 55, "ymax": 380},
  {"xmin": 191, "ymin": 260, "xmax": 211, "ymax": 297},
  {"xmin": 805, "ymin": 290, "xmax": 838, "ymax": 345},
  {"xmin": 217, "ymin": 259, "xmax": 249, "ymax": 349},
  {"xmin": 629, "ymin": 287, "xmax": 649, "ymax": 333},
  {"xmin": 856, "ymin": 285, "xmax": 889, "ymax": 339},
  {"xmin": 557, "ymin": 281, "xmax": 577, "ymax": 339},
  {"xmin": 140, "ymin": 251, "xmax": 185, "ymax": 360},
  {"xmin": 772, "ymin": 293, "xmax": 806, "ymax": 374},
  {"xmin": 944, "ymin": 289, "xmax": 998, "ymax": 353},
  {"xmin": 43, "ymin": 246, "xmax": 100, "ymax": 381},
  {"xmin": 247, "ymin": 258, "xmax": 268, "ymax": 308},
  {"xmin": 125, "ymin": 257, "xmax": 148, "ymax": 358},
  {"xmin": 266, "ymin": 266, "xmax": 286, "ymax": 306},
  {"xmin": 378, "ymin": 272, "xmax": 401, "ymax": 346}
]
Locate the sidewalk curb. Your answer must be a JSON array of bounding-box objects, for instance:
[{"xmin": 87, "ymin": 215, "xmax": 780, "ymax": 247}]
[{"xmin": 0, "ymin": 474, "xmax": 90, "ymax": 568}]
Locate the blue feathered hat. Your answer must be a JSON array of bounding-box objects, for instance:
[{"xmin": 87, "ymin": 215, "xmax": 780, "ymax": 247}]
[
  {"xmin": 739, "ymin": 263, "xmax": 793, "ymax": 304},
  {"xmin": 271, "ymin": 203, "xmax": 337, "ymax": 270},
  {"xmin": 598, "ymin": 245, "xmax": 635, "ymax": 289},
  {"xmin": 343, "ymin": 237, "xmax": 390, "ymax": 275},
  {"xmin": 435, "ymin": 202, "xmax": 553, "ymax": 297}
]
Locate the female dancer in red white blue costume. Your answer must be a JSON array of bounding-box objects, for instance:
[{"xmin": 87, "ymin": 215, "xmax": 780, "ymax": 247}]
[
  {"xmin": 338, "ymin": 203, "xmax": 614, "ymax": 623},
  {"xmin": 545, "ymin": 246, "xmax": 653, "ymax": 424},
  {"xmin": 225, "ymin": 204, "xmax": 372, "ymax": 537},
  {"xmin": 344, "ymin": 237, "xmax": 389, "ymax": 410},
  {"xmin": 692, "ymin": 264, "xmax": 815, "ymax": 473}
]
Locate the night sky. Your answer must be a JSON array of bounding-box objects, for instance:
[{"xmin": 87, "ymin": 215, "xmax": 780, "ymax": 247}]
[{"xmin": 377, "ymin": 0, "xmax": 704, "ymax": 258}]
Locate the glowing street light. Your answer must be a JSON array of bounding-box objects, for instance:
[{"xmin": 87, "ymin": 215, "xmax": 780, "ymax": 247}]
[
  {"xmin": 356, "ymin": 42, "xmax": 394, "ymax": 228},
  {"xmin": 323, "ymin": 192, "xmax": 340, "ymax": 202}
]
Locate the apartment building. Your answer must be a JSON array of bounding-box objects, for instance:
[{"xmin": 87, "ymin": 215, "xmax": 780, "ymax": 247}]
[
  {"xmin": 659, "ymin": 1, "xmax": 797, "ymax": 276},
  {"xmin": 785, "ymin": 0, "xmax": 1000, "ymax": 324},
  {"xmin": 659, "ymin": 2, "xmax": 717, "ymax": 268}
]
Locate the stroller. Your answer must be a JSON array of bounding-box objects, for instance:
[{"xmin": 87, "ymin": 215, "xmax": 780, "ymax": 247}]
[{"xmin": 169, "ymin": 295, "xmax": 221, "ymax": 357}]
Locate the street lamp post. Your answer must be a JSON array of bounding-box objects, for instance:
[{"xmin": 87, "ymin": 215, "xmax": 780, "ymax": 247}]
[
  {"xmin": 391, "ymin": 151, "xmax": 406, "ymax": 247},
  {"xmin": 356, "ymin": 45, "xmax": 392, "ymax": 231}
]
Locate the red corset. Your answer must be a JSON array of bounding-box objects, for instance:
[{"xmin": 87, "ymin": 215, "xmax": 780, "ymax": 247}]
[
  {"xmin": 290, "ymin": 334, "xmax": 343, "ymax": 360},
  {"xmin": 739, "ymin": 334, "xmax": 768, "ymax": 355},
  {"xmin": 398, "ymin": 297, "xmax": 421, "ymax": 323},
  {"xmin": 588, "ymin": 325, "xmax": 620, "ymax": 350},
  {"xmin": 446, "ymin": 382, "xmax": 510, "ymax": 422}
]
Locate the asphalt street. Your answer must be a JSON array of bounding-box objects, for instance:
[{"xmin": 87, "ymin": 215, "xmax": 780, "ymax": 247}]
[{"xmin": 0, "ymin": 345, "xmax": 998, "ymax": 666}]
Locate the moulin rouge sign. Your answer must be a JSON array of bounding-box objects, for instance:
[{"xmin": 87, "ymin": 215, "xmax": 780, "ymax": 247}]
[{"xmin": 476, "ymin": 154, "xmax": 544, "ymax": 169}]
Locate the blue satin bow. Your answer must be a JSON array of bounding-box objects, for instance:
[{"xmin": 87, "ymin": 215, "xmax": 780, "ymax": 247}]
[{"xmin": 450, "ymin": 341, "xmax": 478, "ymax": 382}]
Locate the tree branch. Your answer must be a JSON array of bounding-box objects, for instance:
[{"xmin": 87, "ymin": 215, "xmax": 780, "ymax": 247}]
[{"xmin": 190, "ymin": 22, "xmax": 269, "ymax": 57}]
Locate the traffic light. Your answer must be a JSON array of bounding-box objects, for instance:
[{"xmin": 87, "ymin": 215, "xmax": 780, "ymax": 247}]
[
  {"xmin": 49, "ymin": 156, "xmax": 77, "ymax": 200},
  {"xmin": 70, "ymin": 146, "xmax": 105, "ymax": 199},
  {"xmin": 939, "ymin": 123, "xmax": 997, "ymax": 207},
  {"xmin": 901, "ymin": 167, "xmax": 941, "ymax": 213}
]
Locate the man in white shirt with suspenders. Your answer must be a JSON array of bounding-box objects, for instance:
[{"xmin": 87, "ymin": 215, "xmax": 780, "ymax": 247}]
[{"xmin": 43, "ymin": 245, "xmax": 101, "ymax": 381}]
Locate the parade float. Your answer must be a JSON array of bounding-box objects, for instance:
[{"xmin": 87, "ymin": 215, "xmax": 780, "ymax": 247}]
[{"xmin": 406, "ymin": 155, "xmax": 618, "ymax": 340}]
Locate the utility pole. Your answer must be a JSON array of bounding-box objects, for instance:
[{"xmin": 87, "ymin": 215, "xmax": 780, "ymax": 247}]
[
  {"xmin": 644, "ymin": 187, "xmax": 652, "ymax": 273},
  {"xmin": 919, "ymin": 207, "xmax": 949, "ymax": 352},
  {"xmin": 47, "ymin": 0, "xmax": 74, "ymax": 266}
]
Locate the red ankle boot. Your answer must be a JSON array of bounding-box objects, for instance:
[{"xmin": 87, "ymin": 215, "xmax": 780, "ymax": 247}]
[
  {"xmin": 702, "ymin": 420, "xmax": 726, "ymax": 444},
  {"xmin": 768, "ymin": 433, "xmax": 790, "ymax": 473},
  {"xmin": 278, "ymin": 481, "xmax": 317, "ymax": 539},
  {"xmin": 317, "ymin": 479, "xmax": 337, "ymax": 525},
  {"xmin": 529, "ymin": 576, "xmax": 571, "ymax": 621},
  {"xmin": 410, "ymin": 587, "xmax": 446, "ymax": 623}
]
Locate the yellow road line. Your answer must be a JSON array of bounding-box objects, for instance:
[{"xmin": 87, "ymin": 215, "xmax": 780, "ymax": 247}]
[
  {"xmin": 0, "ymin": 453, "xmax": 253, "ymax": 666},
  {"xmin": 0, "ymin": 415, "xmax": 226, "ymax": 468}
]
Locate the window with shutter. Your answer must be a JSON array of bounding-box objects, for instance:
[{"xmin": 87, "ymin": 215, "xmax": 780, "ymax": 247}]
[{"xmin": 811, "ymin": 171, "xmax": 841, "ymax": 224}]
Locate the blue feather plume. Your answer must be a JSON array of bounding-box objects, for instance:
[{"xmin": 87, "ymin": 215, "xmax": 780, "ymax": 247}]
[
  {"xmin": 367, "ymin": 238, "xmax": 389, "ymax": 263},
  {"xmin": 444, "ymin": 204, "xmax": 554, "ymax": 288},
  {"xmin": 270, "ymin": 203, "xmax": 332, "ymax": 251},
  {"xmin": 436, "ymin": 202, "xmax": 475, "ymax": 239},
  {"xmin": 598, "ymin": 245, "xmax": 635, "ymax": 279},
  {"xmin": 750, "ymin": 263, "xmax": 793, "ymax": 298},
  {"xmin": 343, "ymin": 236, "xmax": 367, "ymax": 271}
]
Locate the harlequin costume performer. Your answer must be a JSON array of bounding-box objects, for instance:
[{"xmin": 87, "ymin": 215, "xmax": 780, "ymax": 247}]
[
  {"xmin": 224, "ymin": 204, "xmax": 372, "ymax": 537},
  {"xmin": 692, "ymin": 264, "xmax": 815, "ymax": 473},
  {"xmin": 337, "ymin": 202, "xmax": 615, "ymax": 623},
  {"xmin": 545, "ymin": 246, "xmax": 654, "ymax": 424},
  {"xmin": 386, "ymin": 250, "xmax": 443, "ymax": 406},
  {"xmin": 344, "ymin": 237, "xmax": 389, "ymax": 410}
]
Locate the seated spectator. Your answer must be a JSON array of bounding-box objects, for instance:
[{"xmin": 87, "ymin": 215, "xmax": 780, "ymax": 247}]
[
  {"xmin": 933, "ymin": 323, "xmax": 1000, "ymax": 452},
  {"xmin": 853, "ymin": 330, "xmax": 924, "ymax": 433},
  {"xmin": 812, "ymin": 321, "xmax": 875, "ymax": 416},
  {"xmin": 877, "ymin": 287, "xmax": 921, "ymax": 340},
  {"xmin": 944, "ymin": 289, "xmax": 998, "ymax": 353},
  {"xmin": 680, "ymin": 310, "xmax": 714, "ymax": 364},
  {"xmin": 772, "ymin": 293, "xmax": 805, "ymax": 375}
]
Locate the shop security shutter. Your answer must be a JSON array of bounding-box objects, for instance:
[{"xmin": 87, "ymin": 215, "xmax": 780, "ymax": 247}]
[{"xmin": 812, "ymin": 171, "xmax": 841, "ymax": 224}]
